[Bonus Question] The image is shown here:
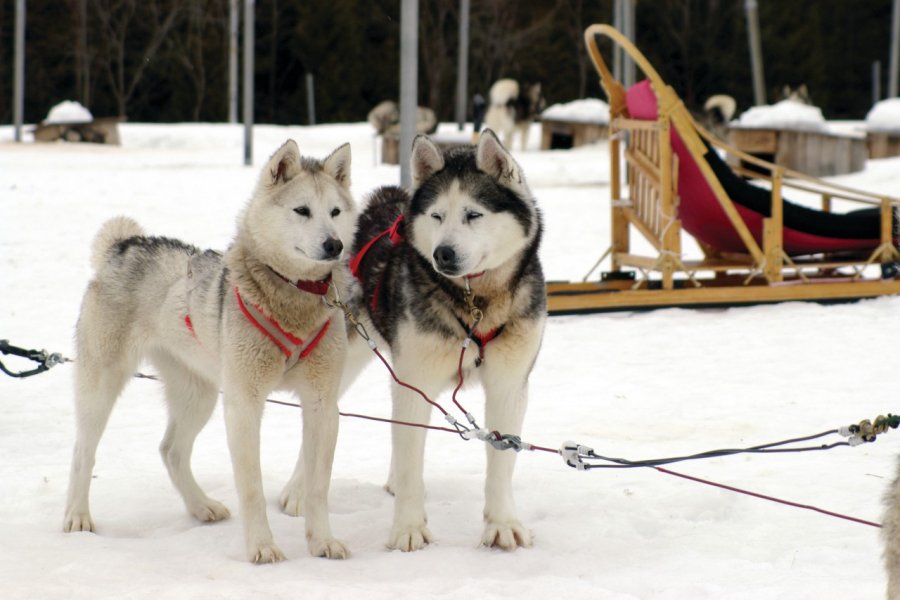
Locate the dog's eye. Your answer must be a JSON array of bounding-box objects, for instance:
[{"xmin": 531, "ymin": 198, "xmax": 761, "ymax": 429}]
[
  {"xmin": 331, "ymin": 208, "xmax": 341, "ymax": 218},
  {"xmin": 431, "ymin": 213, "xmax": 443, "ymax": 223},
  {"xmin": 466, "ymin": 211, "xmax": 483, "ymax": 223},
  {"xmin": 294, "ymin": 206, "xmax": 311, "ymax": 217}
]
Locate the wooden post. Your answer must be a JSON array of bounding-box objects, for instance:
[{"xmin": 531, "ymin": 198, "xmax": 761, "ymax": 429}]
[
  {"xmin": 658, "ymin": 116, "xmax": 676, "ymax": 289},
  {"xmin": 610, "ymin": 128, "xmax": 628, "ymax": 272},
  {"xmin": 764, "ymin": 167, "xmax": 785, "ymax": 282},
  {"xmin": 881, "ymin": 197, "xmax": 896, "ymax": 262}
]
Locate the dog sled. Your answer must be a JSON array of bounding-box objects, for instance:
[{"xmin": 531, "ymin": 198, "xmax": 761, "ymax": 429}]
[{"xmin": 546, "ymin": 24, "xmax": 900, "ymax": 315}]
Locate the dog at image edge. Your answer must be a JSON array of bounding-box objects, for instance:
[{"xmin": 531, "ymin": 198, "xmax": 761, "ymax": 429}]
[{"xmin": 63, "ymin": 139, "xmax": 357, "ymax": 563}]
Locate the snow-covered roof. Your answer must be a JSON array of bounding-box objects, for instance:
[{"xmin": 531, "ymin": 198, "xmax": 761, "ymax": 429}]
[
  {"xmin": 541, "ymin": 98, "xmax": 610, "ymax": 124},
  {"xmin": 735, "ymin": 99, "xmax": 825, "ymax": 132},
  {"xmin": 865, "ymin": 98, "xmax": 900, "ymax": 133},
  {"xmin": 44, "ymin": 100, "xmax": 93, "ymax": 125}
]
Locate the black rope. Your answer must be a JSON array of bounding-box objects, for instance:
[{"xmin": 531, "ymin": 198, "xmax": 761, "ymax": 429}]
[
  {"xmin": 4, "ymin": 338, "xmax": 898, "ymax": 476},
  {"xmin": 0, "ymin": 339, "xmax": 68, "ymax": 379},
  {"xmin": 576, "ymin": 441, "xmax": 853, "ymax": 470},
  {"xmin": 563, "ymin": 418, "xmax": 900, "ymax": 471}
]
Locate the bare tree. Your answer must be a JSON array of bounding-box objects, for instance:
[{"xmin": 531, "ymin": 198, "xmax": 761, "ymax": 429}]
[
  {"xmin": 419, "ymin": 0, "xmax": 458, "ymax": 119},
  {"xmin": 92, "ymin": 0, "xmax": 185, "ymax": 117},
  {"xmin": 469, "ymin": 1, "xmax": 560, "ymax": 94},
  {"xmin": 163, "ymin": 0, "xmax": 227, "ymax": 121}
]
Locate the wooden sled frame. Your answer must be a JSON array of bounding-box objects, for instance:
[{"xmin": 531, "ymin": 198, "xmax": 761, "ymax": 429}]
[{"xmin": 546, "ymin": 24, "xmax": 900, "ymax": 315}]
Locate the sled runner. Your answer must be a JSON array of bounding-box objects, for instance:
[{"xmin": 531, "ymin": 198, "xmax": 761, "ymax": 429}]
[{"xmin": 547, "ymin": 24, "xmax": 900, "ymax": 315}]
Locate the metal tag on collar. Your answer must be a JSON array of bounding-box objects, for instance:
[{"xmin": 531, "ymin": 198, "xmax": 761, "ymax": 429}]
[{"xmin": 462, "ymin": 277, "xmax": 483, "ymax": 330}]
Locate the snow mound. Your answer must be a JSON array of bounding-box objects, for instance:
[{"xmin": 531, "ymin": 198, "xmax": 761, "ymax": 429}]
[
  {"xmin": 44, "ymin": 100, "xmax": 93, "ymax": 125},
  {"xmin": 542, "ymin": 98, "xmax": 610, "ymax": 124},
  {"xmin": 736, "ymin": 99, "xmax": 825, "ymax": 132},
  {"xmin": 866, "ymin": 98, "xmax": 900, "ymax": 133}
]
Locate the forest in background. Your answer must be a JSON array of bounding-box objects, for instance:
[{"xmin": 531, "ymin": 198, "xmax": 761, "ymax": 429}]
[{"xmin": 0, "ymin": 0, "xmax": 895, "ymax": 126}]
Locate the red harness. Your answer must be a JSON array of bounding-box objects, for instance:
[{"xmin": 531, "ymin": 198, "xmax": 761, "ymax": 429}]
[
  {"xmin": 233, "ymin": 288, "xmax": 331, "ymax": 368},
  {"xmin": 184, "ymin": 276, "xmax": 331, "ymax": 369},
  {"xmin": 349, "ymin": 213, "xmax": 502, "ymax": 365}
]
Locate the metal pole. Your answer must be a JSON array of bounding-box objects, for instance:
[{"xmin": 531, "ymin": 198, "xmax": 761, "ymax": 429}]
[
  {"xmin": 890, "ymin": 0, "xmax": 900, "ymax": 97},
  {"xmin": 874, "ymin": 60, "xmax": 883, "ymax": 106},
  {"xmin": 243, "ymin": 0, "xmax": 254, "ymax": 165},
  {"xmin": 745, "ymin": 0, "xmax": 766, "ymax": 106},
  {"xmin": 78, "ymin": 0, "xmax": 89, "ymax": 106},
  {"xmin": 454, "ymin": 0, "xmax": 470, "ymax": 130},
  {"xmin": 612, "ymin": 0, "xmax": 623, "ymax": 82},
  {"xmin": 305, "ymin": 73, "xmax": 316, "ymax": 125},
  {"xmin": 229, "ymin": 0, "xmax": 239, "ymax": 123},
  {"xmin": 623, "ymin": 0, "xmax": 636, "ymax": 89},
  {"xmin": 399, "ymin": 0, "xmax": 419, "ymax": 188},
  {"xmin": 14, "ymin": 0, "xmax": 25, "ymax": 142}
]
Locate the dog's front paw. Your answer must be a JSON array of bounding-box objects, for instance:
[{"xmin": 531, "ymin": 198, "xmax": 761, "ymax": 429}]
[
  {"xmin": 249, "ymin": 542, "xmax": 286, "ymax": 564},
  {"xmin": 481, "ymin": 520, "xmax": 532, "ymax": 550},
  {"xmin": 308, "ymin": 536, "xmax": 350, "ymax": 559},
  {"xmin": 278, "ymin": 485, "xmax": 303, "ymax": 517},
  {"xmin": 388, "ymin": 524, "xmax": 433, "ymax": 552},
  {"xmin": 190, "ymin": 499, "xmax": 231, "ymax": 523},
  {"xmin": 63, "ymin": 511, "xmax": 95, "ymax": 533}
]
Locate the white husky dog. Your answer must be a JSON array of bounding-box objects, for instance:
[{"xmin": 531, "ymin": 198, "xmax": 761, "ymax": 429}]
[{"xmin": 63, "ymin": 140, "xmax": 357, "ymax": 563}]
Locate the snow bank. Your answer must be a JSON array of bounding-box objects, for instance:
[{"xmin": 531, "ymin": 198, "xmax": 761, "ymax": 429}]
[
  {"xmin": 866, "ymin": 98, "xmax": 900, "ymax": 133},
  {"xmin": 44, "ymin": 100, "xmax": 93, "ymax": 125},
  {"xmin": 735, "ymin": 99, "xmax": 825, "ymax": 132},
  {"xmin": 542, "ymin": 98, "xmax": 610, "ymax": 124}
]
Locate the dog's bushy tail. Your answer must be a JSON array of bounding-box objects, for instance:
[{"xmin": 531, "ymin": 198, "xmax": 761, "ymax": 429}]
[{"xmin": 90, "ymin": 216, "xmax": 144, "ymax": 271}]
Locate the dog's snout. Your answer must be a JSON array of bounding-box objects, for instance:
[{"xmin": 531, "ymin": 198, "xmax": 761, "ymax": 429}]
[
  {"xmin": 322, "ymin": 237, "xmax": 343, "ymax": 259},
  {"xmin": 433, "ymin": 245, "xmax": 457, "ymax": 271}
]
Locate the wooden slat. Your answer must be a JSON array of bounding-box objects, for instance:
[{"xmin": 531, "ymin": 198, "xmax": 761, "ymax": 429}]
[{"xmin": 547, "ymin": 279, "xmax": 900, "ymax": 314}]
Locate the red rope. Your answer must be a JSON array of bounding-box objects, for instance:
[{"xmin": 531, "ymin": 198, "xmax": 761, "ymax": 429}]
[
  {"xmin": 450, "ymin": 345, "xmax": 469, "ymax": 416},
  {"xmin": 654, "ymin": 466, "xmax": 882, "ymax": 528},
  {"xmin": 371, "ymin": 347, "xmax": 449, "ymax": 416},
  {"xmin": 261, "ymin": 349, "xmax": 882, "ymax": 531}
]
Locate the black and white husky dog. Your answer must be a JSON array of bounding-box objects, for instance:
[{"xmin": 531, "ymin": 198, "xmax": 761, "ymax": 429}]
[{"xmin": 281, "ymin": 129, "xmax": 546, "ymax": 552}]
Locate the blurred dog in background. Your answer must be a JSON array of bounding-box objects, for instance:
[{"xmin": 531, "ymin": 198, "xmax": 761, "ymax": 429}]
[{"xmin": 484, "ymin": 79, "xmax": 545, "ymax": 151}]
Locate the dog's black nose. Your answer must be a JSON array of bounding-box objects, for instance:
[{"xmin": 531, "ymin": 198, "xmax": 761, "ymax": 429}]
[
  {"xmin": 322, "ymin": 237, "xmax": 343, "ymax": 259},
  {"xmin": 433, "ymin": 245, "xmax": 457, "ymax": 271}
]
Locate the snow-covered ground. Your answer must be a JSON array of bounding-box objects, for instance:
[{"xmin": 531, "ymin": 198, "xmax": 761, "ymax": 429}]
[{"xmin": 2, "ymin": 121, "xmax": 900, "ymax": 599}]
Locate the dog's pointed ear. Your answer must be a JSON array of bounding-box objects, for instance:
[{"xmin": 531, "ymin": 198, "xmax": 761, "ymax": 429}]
[
  {"xmin": 410, "ymin": 135, "xmax": 444, "ymax": 190},
  {"xmin": 476, "ymin": 129, "xmax": 523, "ymax": 187},
  {"xmin": 266, "ymin": 139, "xmax": 301, "ymax": 186},
  {"xmin": 323, "ymin": 143, "xmax": 352, "ymax": 189}
]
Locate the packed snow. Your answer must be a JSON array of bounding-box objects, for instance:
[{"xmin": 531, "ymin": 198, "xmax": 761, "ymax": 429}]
[
  {"xmin": 541, "ymin": 98, "xmax": 610, "ymax": 124},
  {"xmin": 867, "ymin": 98, "xmax": 900, "ymax": 134},
  {"xmin": 2, "ymin": 121, "xmax": 900, "ymax": 599},
  {"xmin": 43, "ymin": 100, "xmax": 94, "ymax": 125},
  {"xmin": 735, "ymin": 99, "xmax": 826, "ymax": 132}
]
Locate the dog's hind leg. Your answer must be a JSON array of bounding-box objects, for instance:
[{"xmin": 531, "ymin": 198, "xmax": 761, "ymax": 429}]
[
  {"xmin": 152, "ymin": 351, "xmax": 230, "ymax": 523},
  {"xmin": 517, "ymin": 122, "xmax": 531, "ymax": 151},
  {"xmin": 64, "ymin": 302, "xmax": 138, "ymax": 533}
]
